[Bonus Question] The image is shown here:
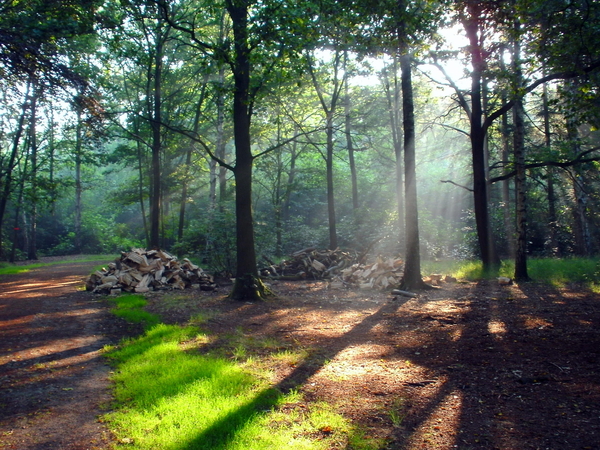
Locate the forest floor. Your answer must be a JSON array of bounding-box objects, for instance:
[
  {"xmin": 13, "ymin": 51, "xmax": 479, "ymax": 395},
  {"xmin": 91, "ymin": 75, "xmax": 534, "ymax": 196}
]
[{"xmin": 0, "ymin": 258, "xmax": 599, "ymax": 450}]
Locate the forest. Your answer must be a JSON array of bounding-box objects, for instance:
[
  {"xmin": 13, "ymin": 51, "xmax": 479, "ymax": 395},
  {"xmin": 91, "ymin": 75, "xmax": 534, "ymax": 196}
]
[{"xmin": 1, "ymin": 0, "xmax": 600, "ymax": 298}]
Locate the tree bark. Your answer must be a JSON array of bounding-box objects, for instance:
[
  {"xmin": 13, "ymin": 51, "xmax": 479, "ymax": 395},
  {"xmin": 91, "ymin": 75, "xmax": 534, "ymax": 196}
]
[
  {"xmin": 396, "ymin": 0, "xmax": 427, "ymax": 290},
  {"xmin": 0, "ymin": 83, "xmax": 30, "ymax": 258},
  {"xmin": 344, "ymin": 53, "xmax": 359, "ymax": 211},
  {"xmin": 542, "ymin": 82, "xmax": 559, "ymax": 255},
  {"xmin": 463, "ymin": 5, "xmax": 500, "ymax": 273},
  {"xmin": 398, "ymin": 51, "xmax": 425, "ymax": 290},
  {"xmin": 149, "ymin": 16, "xmax": 165, "ymax": 249},
  {"xmin": 512, "ymin": 19, "xmax": 529, "ymax": 281},
  {"xmin": 382, "ymin": 58, "xmax": 404, "ymax": 254},
  {"xmin": 567, "ymin": 118, "xmax": 591, "ymax": 256},
  {"xmin": 226, "ymin": 0, "xmax": 270, "ymax": 301},
  {"xmin": 501, "ymin": 102, "xmax": 514, "ymax": 259},
  {"xmin": 27, "ymin": 86, "xmax": 39, "ymax": 260},
  {"xmin": 325, "ymin": 109, "xmax": 338, "ymax": 250},
  {"xmin": 307, "ymin": 51, "xmax": 343, "ymax": 251},
  {"xmin": 74, "ymin": 96, "xmax": 83, "ymax": 254}
]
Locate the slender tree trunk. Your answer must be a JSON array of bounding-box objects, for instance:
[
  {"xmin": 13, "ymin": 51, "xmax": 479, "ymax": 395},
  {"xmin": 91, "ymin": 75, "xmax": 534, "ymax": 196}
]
[
  {"xmin": 274, "ymin": 148, "xmax": 283, "ymax": 257},
  {"xmin": 282, "ymin": 135, "xmax": 298, "ymax": 223},
  {"xmin": 307, "ymin": 51, "xmax": 343, "ymax": 251},
  {"xmin": 567, "ymin": 119, "xmax": 591, "ymax": 256},
  {"xmin": 226, "ymin": 0, "xmax": 269, "ymax": 300},
  {"xmin": 74, "ymin": 105, "xmax": 83, "ymax": 254},
  {"xmin": 136, "ymin": 132, "xmax": 150, "ymax": 245},
  {"xmin": 463, "ymin": 5, "xmax": 500, "ymax": 272},
  {"xmin": 179, "ymin": 78, "xmax": 208, "ymax": 242},
  {"xmin": 344, "ymin": 53, "xmax": 358, "ymax": 211},
  {"xmin": 398, "ymin": 51, "xmax": 425, "ymax": 290},
  {"xmin": 0, "ymin": 83, "xmax": 30, "ymax": 258},
  {"xmin": 512, "ymin": 20, "xmax": 529, "ymax": 281},
  {"xmin": 27, "ymin": 87, "xmax": 39, "ymax": 260},
  {"xmin": 217, "ymin": 67, "xmax": 228, "ymax": 203},
  {"xmin": 500, "ymin": 92, "xmax": 514, "ymax": 258},
  {"xmin": 542, "ymin": 81, "xmax": 559, "ymax": 255},
  {"xmin": 149, "ymin": 19, "xmax": 165, "ymax": 249},
  {"xmin": 48, "ymin": 102, "xmax": 57, "ymax": 215},
  {"xmin": 178, "ymin": 148, "xmax": 192, "ymax": 242},
  {"xmin": 325, "ymin": 111, "xmax": 338, "ymax": 250},
  {"xmin": 382, "ymin": 59, "xmax": 404, "ymax": 254},
  {"xmin": 10, "ymin": 144, "xmax": 30, "ymax": 263}
]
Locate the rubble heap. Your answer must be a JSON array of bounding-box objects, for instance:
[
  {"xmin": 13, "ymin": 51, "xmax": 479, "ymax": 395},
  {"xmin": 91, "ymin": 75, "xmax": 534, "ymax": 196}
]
[
  {"xmin": 86, "ymin": 248, "xmax": 216, "ymax": 294},
  {"xmin": 260, "ymin": 247, "xmax": 356, "ymax": 280},
  {"xmin": 335, "ymin": 255, "xmax": 404, "ymax": 289},
  {"xmin": 260, "ymin": 248, "xmax": 406, "ymax": 290}
]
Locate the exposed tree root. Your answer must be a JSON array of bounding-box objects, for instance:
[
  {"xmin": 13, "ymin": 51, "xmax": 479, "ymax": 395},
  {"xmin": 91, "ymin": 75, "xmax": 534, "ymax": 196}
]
[{"xmin": 228, "ymin": 273, "xmax": 273, "ymax": 301}]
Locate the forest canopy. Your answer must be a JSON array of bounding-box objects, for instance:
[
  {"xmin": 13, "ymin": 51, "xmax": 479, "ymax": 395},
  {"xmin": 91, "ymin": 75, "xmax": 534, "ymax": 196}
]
[{"xmin": 1, "ymin": 0, "xmax": 600, "ymax": 295}]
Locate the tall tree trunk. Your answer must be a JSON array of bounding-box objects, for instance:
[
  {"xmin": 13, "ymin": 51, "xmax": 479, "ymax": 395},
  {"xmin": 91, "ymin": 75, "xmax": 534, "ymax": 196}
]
[
  {"xmin": 74, "ymin": 101, "xmax": 83, "ymax": 254},
  {"xmin": 215, "ymin": 66, "xmax": 228, "ymax": 206},
  {"xmin": 274, "ymin": 146, "xmax": 283, "ymax": 257},
  {"xmin": 398, "ymin": 51, "xmax": 425, "ymax": 290},
  {"xmin": 0, "ymin": 82, "xmax": 30, "ymax": 258},
  {"xmin": 149, "ymin": 18, "xmax": 165, "ymax": 249},
  {"xmin": 226, "ymin": 0, "xmax": 269, "ymax": 300},
  {"xmin": 542, "ymin": 81, "xmax": 559, "ymax": 255},
  {"xmin": 282, "ymin": 134, "xmax": 299, "ymax": 223},
  {"xmin": 463, "ymin": 5, "xmax": 500, "ymax": 272},
  {"xmin": 10, "ymin": 143, "xmax": 30, "ymax": 262},
  {"xmin": 179, "ymin": 77, "xmax": 209, "ymax": 242},
  {"xmin": 512, "ymin": 19, "xmax": 529, "ymax": 281},
  {"xmin": 48, "ymin": 102, "xmax": 57, "ymax": 215},
  {"xmin": 135, "ymin": 127, "xmax": 150, "ymax": 245},
  {"xmin": 307, "ymin": 51, "xmax": 343, "ymax": 251},
  {"xmin": 344, "ymin": 52, "xmax": 359, "ymax": 211},
  {"xmin": 396, "ymin": 0, "xmax": 426, "ymax": 290},
  {"xmin": 501, "ymin": 103, "xmax": 514, "ymax": 258},
  {"xmin": 382, "ymin": 58, "xmax": 404, "ymax": 254},
  {"xmin": 27, "ymin": 86, "xmax": 39, "ymax": 260},
  {"xmin": 325, "ymin": 110, "xmax": 338, "ymax": 250},
  {"xmin": 567, "ymin": 119, "xmax": 591, "ymax": 256},
  {"xmin": 178, "ymin": 148, "xmax": 192, "ymax": 242}
]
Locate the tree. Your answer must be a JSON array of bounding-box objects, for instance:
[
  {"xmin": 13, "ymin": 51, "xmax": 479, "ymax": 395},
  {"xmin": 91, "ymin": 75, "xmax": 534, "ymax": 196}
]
[
  {"xmin": 511, "ymin": 16, "xmax": 529, "ymax": 281},
  {"xmin": 306, "ymin": 50, "xmax": 345, "ymax": 251},
  {"xmin": 157, "ymin": 0, "xmax": 322, "ymax": 300}
]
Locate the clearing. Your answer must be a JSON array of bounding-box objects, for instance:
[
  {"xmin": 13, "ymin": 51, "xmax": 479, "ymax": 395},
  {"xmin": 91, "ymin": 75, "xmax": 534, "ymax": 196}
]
[{"xmin": 1, "ymin": 258, "xmax": 599, "ymax": 449}]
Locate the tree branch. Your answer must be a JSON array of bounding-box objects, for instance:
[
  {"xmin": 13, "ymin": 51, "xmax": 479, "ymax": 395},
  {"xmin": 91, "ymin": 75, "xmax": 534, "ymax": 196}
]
[
  {"xmin": 488, "ymin": 147, "xmax": 600, "ymax": 183},
  {"xmin": 440, "ymin": 179, "xmax": 474, "ymax": 192}
]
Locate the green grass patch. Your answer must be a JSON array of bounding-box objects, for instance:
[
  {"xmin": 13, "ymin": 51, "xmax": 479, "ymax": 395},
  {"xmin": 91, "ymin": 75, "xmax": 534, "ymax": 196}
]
[
  {"xmin": 104, "ymin": 323, "xmax": 384, "ymax": 450},
  {"xmin": 424, "ymin": 257, "xmax": 600, "ymax": 288},
  {"xmin": 108, "ymin": 294, "xmax": 160, "ymax": 329},
  {"xmin": 104, "ymin": 301, "xmax": 384, "ymax": 449}
]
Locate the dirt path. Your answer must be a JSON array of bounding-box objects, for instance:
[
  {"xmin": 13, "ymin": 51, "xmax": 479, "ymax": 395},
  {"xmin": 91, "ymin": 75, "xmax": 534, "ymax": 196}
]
[
  {"xmin": 0, "ymin": 258, "xmax": 126, "ymax": 450},
  {"xmin": 1, "ymin": 260, "xmax": 600, "ymax": 450}
]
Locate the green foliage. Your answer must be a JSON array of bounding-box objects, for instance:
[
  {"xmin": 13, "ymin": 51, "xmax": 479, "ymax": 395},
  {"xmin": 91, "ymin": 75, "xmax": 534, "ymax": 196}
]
[{"xmin": 172, "ymin": 207, "xmax": 237, "ymax": 275}]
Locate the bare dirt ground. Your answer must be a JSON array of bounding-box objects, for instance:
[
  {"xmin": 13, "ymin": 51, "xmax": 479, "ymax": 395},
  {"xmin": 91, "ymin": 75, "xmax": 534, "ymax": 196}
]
[
  {"xmin": 0, "ymin": 257, "xmax": 134, "ymax": 450},
  {"xmin": 1, "ymin": 258, "xmax": 600, "ymax": 450}
]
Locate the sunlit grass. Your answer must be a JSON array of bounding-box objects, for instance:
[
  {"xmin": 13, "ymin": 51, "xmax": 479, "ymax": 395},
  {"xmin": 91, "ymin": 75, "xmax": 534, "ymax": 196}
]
[
  {"xmin": 424, "ymin": 257, "xmax": 600, "ymax": 288},
  {"xmin": 104, "ymin": 323, "xmax": 383, "ymax": 450},
  {"xmin": 108, "ymin": 294, "xmax": 160, "ymax": 329},
  {"xmin": 0, "ymin": 254, "xmax": 114, "ymax": 276},
  {"xmin": 421, "ymin": 259, "xmax": 511, "ymax": 280},
  {"xmin": 104, "ymin": 301, "xmax": 384, "ymax": 449}
]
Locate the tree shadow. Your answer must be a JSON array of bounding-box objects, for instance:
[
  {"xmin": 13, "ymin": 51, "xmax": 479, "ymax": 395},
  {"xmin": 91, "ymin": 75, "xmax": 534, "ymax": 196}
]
[
  {"xmin": 389, "ymin": 279, "xmax": 600, "ymax": 449},
  {"xmin": 181, "ymin": 297, "xmax": 412, "ymax": 449}
]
